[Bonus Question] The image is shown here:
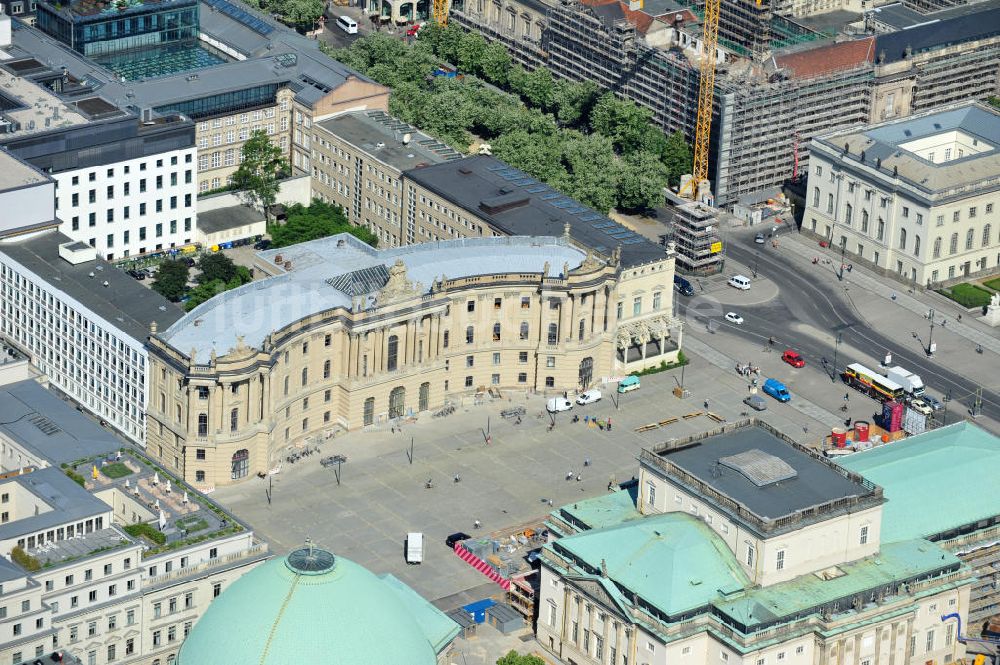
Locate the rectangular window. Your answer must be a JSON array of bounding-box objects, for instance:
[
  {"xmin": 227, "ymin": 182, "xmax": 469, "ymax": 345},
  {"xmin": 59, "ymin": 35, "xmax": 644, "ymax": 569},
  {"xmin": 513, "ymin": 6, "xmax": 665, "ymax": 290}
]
[
  {"xmin": 860, "ymin": 525, "xmax": 869, "ymax": 545},
  {"xmin": 776, "ymin": 549, "xmax": 785, "ymax": 571}
]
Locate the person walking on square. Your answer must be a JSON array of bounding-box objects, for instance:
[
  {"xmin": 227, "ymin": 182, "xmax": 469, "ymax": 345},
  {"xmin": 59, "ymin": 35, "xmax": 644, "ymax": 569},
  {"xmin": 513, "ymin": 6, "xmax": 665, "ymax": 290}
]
[{"xmin": 607, "ymin": 417, "xmax": 612, "ymax": 431}]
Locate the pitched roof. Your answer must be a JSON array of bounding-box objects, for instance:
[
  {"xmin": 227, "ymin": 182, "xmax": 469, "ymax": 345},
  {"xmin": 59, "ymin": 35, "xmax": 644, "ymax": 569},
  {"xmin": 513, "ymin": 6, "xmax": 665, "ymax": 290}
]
[
  {"xmin": 773, "ymin": 37, "xmax": 875, "ymax": 78},
  {"xmin": 836, "ymin": 422, "xmax": 1000, "ymax": 542},
  {"xmin": 875, "ymin": 5, "xmax": 1000, "ymax": 64},
  {"xmin": 580, "ymin": 0, "xmax": 656, "ymax": 33}
]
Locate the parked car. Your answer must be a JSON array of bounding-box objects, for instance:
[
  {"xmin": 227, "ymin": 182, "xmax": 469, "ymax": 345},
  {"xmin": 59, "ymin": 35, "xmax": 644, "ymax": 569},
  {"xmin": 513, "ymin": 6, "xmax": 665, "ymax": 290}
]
[
  {"xmin": 908, "ymin": 399, "xmax": 934, "ymax": 416},
  {"xmin": 762, "ymin": 378, "xmax": 791, "ymax": 402},
  {"xmin": 617, "ymin": 375, "xmax": 640, "ymax": 394},
  {"xmin": 546, "ymin": 397, "xmax": 573, "ymax": 413},
  {"xmin": 673, "ymin": 274, "xmax": 695, "ymax": 297},
  {"xmin": 254, "ymin": 238, "xmax": 272, "ymax": 250},
  {"xmin": 744, "ymin": 394, "xmax": 768, "ymax": 411},
  {"xmin": 445, "ymin": 532, "xmax": 470, "ymax": 548},
  {"xmin": 922, "ymin": 394, "xmax": 944, "ymax": 411},
  {"xmin": 576, "ymin": 389, "xmax": 602, "ymax": 405},
  {"xmin": 754, "ymin": 233, "xmax": 766, "ymax": 244},
  {"xmin": 728, "ymin": 275, "xmax": 751, "ymax": 290},
  {"xmin": 724, "ymin": 312, "xmax": 744, "ymax": 325},
  {"xmin": 405, "ymin": 532, "xmax": 423, "ymax": 564},
  {"xmin": 781, "ymin": 349, "xmax": 805, "ymax": 368}
]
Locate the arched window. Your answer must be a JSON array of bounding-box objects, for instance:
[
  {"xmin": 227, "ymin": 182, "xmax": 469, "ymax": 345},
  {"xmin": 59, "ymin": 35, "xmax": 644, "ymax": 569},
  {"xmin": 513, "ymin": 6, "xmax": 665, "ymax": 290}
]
[
  {"xmin": 547, "ymin": 323, "xmax": 558, "ymax": 344},
  {"xmin": 419, "ymin": 382, "xmax": 430, "ymax": 411},
  {"xmin": 387, "ymin": 335, "xmax": 399, "ymax": 371},
  {"xmin": 466, "ymin": 326, "xmax": 474, "ymax": 344},
  {"xmin": 950, "ymin": 233, "xmax": 959, "ymax": 255},
  {"xmin": 388, "ymin": 387, "xmax": 405, "ymax": 419},
  {"xmin": 197, "ymin": 413, "xmax": 208, "ymax": 437},
  {"xmin": 283, "ymin": 375, "xmax": 289, "ymax": 395},
  {"xmin": 826, "ymin": 193, "xmax": 834, "ymax": 214},
  {"xmin": 323, "ymin": 359, "xmax": 331, "ymax": 379},
  {"xmin": 175, "ymin": 404, "xmax": 181, "ymax": 423},
  {"xmin": 845, "ymin": 203, "xmax": 853, "ymax": 225},
  {"xmin": 984, "ymin": 224, "xmax": 992, "ymax": 247},
  {"xmin": 913, "ymin": 235, "xmax": 920, "ymax": 257},
  {"xmin": 965, "ymin": 228, "xmax": 974, "ymax": 250},
  {"xmin": 899, "ymin": 227, "xmax": 907, "ymax": 250},
  {"xmin": 861, "ymin": 210, "xmax": 869, "ymax": 233},
  {"xmin": 493, "ymin": 323, "xmax": 501, "ymax": 341},
  {"xmin": 231, "ymin": 449, "xmax": 249, "ymax": 480},
  {"xmin": 933, "ymin": 237, "xmax": 942, "ymax": 258},
  {"xmin": 363, "ymin": 397, "xmax": 375, "ymax": 426},
  {"xmin": 301, "ymin": 367, "xmax": 308, "ymax": 386},
  {"xmin": 812, "ymin": 187, "xmax": 819, "ymax": 207},
  {"xmin": 230, "ymin": 408, "xmax": 238, "ymax": 433},
  {"xmin": 519, "ymin": 321, "xmax": 529, "ymax": 340},
  {"xmin": 578, "ymin": 319, "xmax": 585, "ymax": 341}
]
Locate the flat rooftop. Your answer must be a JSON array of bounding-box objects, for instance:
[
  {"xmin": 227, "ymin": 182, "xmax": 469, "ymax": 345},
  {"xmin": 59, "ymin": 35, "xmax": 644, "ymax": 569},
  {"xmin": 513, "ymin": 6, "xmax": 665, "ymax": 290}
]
[
  {"xmin": 642, "ymin": 423, "xmax": 880, "ymax": 533},
  {"xmin": 874, "ymin": 3, "xmax": 1000, "ymax": 63},
  {"xmin": 0, "ymin": 151, "xmax": 49, "ymax": 192},
  {"xmin": 318, "ymin": 110, "xmax": 462, "ymax": 172},
  {"xmin": 872, "ymin": 0, "xmax": 1000, "ymax": 29},
  {"xmin": 837, "ymin": 421, "xmax": 1000, "ymax": 543},
  {"xmin": 0, "ymin": 66, "xmax": 88, "ymax": 137},
  {"xmin": 161, "ymin": 234, "xmax": 586, "ymax": 359},
  {"xmin": 0, "ymin": 231, "xmax": 183, "ymax": 343},
  {"xmin": 26, "ymin": 526, "xmax": 132, "ymax": 568},
  {"xmin": 816, "ymin": 102, "xmax": 1000, "ymax": 195},
  {"xmin": 404, "ymin": 155, "xmax": 668, "ymax": 268},
  {"xmin": 196, "ymin": 205, "xmax": 263, "ymax": 235},
  {"xmin": 0, "ymin": 380, "xmax": 121, "ymax": 466},
  {"xmin": 0, "ymin": 467, "xmax": 112, "ymax": 542}
]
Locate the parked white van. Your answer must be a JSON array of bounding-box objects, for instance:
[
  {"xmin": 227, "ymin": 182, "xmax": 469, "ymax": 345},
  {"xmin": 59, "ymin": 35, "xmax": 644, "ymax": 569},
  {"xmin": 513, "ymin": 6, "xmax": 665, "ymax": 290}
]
[
  {"xmin": 336, "ymin": 15, "xmax": 358, "ymax": 33},
  {"xmin": 406, "ymin": 532, "xmax": 423, "ymax": 564},
  {"xmin": 728, "ymin": 274, "xmax": 751, "ymax": 290}
]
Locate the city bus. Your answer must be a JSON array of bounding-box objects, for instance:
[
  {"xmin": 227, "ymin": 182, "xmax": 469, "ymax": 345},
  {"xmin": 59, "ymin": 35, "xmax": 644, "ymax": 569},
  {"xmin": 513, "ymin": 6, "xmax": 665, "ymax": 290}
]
[{"xmin": 842, "ymin": 363, "xmax": 905, "ymax": 401}]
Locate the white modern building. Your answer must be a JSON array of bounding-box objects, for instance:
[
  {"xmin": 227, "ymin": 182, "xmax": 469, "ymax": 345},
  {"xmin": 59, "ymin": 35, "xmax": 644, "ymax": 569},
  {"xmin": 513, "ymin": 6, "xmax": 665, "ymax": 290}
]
[
  {"xmin": 4, "ymin": 115, "xmax": 198, "ymax": 261},
  {"xmin": 0, "ymin": 387, "xmax": 268, "ymax": 665},
  {"xmin": 804, "ymin": 101, "xmax": 1000, "ymax": 287},
  {"xmin": 0, "ymin": 226, "xmax": 183, "ymax": 444}
]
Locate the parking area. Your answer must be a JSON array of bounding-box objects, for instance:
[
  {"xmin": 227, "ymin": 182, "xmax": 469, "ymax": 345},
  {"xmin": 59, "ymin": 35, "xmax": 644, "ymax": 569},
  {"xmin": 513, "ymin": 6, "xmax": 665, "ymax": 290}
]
[{"xmin": 210, "ymin": 348, "xmax": 837, "ymax": 611}]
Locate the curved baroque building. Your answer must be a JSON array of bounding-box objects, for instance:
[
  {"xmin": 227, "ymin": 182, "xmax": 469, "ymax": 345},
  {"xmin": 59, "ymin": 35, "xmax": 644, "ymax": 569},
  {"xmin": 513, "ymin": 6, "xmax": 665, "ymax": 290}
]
[{"xmin": 146, "ymin": 233, "xmax": 680, "ymax": 486}]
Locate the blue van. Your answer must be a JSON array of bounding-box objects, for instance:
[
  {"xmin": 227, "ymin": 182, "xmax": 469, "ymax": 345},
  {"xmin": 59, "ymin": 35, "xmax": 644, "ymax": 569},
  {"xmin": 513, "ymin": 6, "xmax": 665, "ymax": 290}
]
[
  {"xmin": 673, "ymin": 275, "xmax": 695, "ymax": 297},
  {"xmin": 617, "ymin": 375, "xmax": 641, "ymax": 394},
  {"xmin": 762, "ymin": 378, "xmax": 791, "ymax": 402}
]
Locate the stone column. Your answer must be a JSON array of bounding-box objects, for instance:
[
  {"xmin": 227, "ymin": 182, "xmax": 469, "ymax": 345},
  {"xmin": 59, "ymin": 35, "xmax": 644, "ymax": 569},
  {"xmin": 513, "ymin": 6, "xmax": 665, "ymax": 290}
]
[{"xmin": 560, "ymin": 296, "xmax": 571, "ymax": 343}]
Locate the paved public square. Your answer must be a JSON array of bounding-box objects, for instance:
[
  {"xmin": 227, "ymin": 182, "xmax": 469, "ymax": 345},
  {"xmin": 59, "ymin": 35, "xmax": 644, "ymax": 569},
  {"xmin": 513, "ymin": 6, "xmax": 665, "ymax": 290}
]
[{"xmin": 211, "ymin": 348, "xmax": 837, "ymax": 609}]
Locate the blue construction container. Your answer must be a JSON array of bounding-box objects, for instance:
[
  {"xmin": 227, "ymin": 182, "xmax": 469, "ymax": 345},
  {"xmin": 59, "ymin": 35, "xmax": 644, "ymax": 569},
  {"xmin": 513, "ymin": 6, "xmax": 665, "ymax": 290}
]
[{"xmin": 462, "ymin": 598, "xmax": 497, "ymax": 624}]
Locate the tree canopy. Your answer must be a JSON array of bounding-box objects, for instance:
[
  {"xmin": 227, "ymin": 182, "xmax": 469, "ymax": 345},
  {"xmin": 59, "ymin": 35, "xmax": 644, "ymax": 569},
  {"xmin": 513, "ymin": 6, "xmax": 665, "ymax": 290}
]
[
  {"xmin": 269, "ymin": 199, "xmax": 378, "ymax": 249},
  {"xmin": 251, "ymin": 0, "xmax": 323, "ymax": 30},
  {"xmin": 232, "ymin": 130, "xmax": 289, "ymax": 220},
  {"xmin": 324, "ymin": 25, "xmax": 693, "ymax": 213},
  {"xmin": 151, "ymin": 260, "xmax": 190, "ymax": 302},
  {"xmin": 496, "ymin": 651, "xmax": 546, "ymax": 665}
]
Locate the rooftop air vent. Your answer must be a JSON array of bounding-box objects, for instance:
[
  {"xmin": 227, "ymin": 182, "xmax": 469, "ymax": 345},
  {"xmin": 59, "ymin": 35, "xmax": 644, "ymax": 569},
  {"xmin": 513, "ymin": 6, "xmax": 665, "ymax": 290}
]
[{"xmin": 718, "ymin": 449, "xmax": 797, "ymax": 487}]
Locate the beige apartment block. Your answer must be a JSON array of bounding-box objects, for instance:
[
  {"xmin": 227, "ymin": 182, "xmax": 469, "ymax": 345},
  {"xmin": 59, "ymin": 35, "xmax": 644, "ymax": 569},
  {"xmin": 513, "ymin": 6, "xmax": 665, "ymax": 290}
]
[
  {"xmin": 144, "ymin": 229, "xmax": 680, "ymax": 488},
  {"xmin": 805, "ymin": 101, "xmax": 1000, "ymax": 287},
  {"xmin": 196, "ymin": 77, "xmax": 389, "ymax": 194}
]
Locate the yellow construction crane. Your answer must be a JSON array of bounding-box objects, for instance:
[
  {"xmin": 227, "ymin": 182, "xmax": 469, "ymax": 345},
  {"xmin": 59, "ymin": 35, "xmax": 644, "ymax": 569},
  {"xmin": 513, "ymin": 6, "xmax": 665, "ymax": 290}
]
[
  {"xmin": 433, "ymin": 0, "xmax": 448, "ymax": 25},
  {"xmin": 679, "ymin": 0, "xmax": 722, "ymax": 199}
]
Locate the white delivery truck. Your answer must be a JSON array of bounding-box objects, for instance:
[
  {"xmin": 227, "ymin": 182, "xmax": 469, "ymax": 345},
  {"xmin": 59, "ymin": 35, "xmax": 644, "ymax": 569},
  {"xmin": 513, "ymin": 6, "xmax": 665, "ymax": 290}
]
[
  {"xmin": 884, "ymin": 366, "xmax": 925, "ymax": 397},
  {"xmin": 406, "ymin": 532, "xmax": 423, "ymax": 564}
]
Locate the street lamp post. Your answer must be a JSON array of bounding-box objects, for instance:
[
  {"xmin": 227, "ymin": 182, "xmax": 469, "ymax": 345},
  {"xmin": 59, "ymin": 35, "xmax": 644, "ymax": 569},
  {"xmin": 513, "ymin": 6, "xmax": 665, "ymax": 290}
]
[
  {"xmin": 753, "ymin": 252, "xmax": 759, "ymax": 279},
  {"xmin": 927, "ymin": 308, "xmax": 936, "ymax": 356},
  {"xmin": 838, "ymin": 241, "xmax": 846, "ymax": 281},
  {"xmin": 830, "ymin": 332, "xmax": 842, "ymax": 383}
]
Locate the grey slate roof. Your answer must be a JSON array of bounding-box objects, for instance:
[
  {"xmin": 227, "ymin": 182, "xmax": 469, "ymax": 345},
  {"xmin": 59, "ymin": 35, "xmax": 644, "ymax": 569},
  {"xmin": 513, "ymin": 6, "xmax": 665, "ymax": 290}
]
[
  {"xmin": 0, "ymin": 467, "xmax": 111, "ymax": 542},
  {"xmin": 0, "ymin": 231, "xmax": 182, "ymax": 343},
  {"xmin": 197, "ymin": 205, "xmax": 264, "ymax": 235},
  {"xmin": 874, "ymin": 4, "xmax": 1000, "ymax": 63},
  {"xmin": 815, "ymin": 102, "xmax": 1000, "ymax": 195},
  {"xmin": 0, "ymin": 380, "xmax": 122, "ymax": 466},
  {"xmin": 161, "ymin": 234, "xmax": 587, "ymax": 359},
  {"xmin": 658, "ymin": 426, "xmax": 872, "ymax": 520},
  {"xmin": 403, "ymin": 156, "xmax": 668, "ymax": 268},
  {"xmin": 318, "ymin": 110, "xmax": 462, "ymax": 172},
  {"xmin": 0, "ymin": 556, "xmax": 25, "ymax": 583}
]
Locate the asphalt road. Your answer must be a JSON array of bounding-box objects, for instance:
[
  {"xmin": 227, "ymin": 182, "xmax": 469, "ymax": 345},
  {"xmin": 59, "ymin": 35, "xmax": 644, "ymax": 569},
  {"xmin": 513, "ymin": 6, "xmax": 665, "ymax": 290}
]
[{"xmin": 684, "ymin": 235, "xmax": 1000, "ymax": 427}]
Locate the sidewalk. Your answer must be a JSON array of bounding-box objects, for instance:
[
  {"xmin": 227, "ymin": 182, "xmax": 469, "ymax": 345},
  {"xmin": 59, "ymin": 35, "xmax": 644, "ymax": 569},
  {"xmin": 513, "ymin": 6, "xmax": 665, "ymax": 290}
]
[{"xmin": 777, "ymin": 232, "xmax": 1000, "ymax": 355}]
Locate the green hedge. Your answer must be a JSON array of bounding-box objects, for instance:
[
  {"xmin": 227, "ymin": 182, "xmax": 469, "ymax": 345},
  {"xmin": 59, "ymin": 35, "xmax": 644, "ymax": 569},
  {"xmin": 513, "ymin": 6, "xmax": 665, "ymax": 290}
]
[
  {"xmin": 65, "ymin": 469, "xmax": 86, "ymax": 487},
  {"xmin": 11, "ymin": 546, "xmax": 41, "ymax": 572},
  {"xmin": 636, "ymin": 350, "xmax": 688, "ymax": 376},
  {"xmin": 937, "ymin": 283, "xmax": 993, "ymax": 308},
  {"xmin": 124, "ymin": 522, "xmax": 167, "ymax": 545},
  {"xmin": 982, "ymin": 277, "xmax": 1000, "ymax": 292}
]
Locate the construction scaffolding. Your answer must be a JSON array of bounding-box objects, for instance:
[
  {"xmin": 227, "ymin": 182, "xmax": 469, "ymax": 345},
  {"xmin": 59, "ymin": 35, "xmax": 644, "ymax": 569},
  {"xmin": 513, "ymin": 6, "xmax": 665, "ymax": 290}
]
[{"xmin": 666, "ymin": 201, "xmax": 725, "ymax": 275}]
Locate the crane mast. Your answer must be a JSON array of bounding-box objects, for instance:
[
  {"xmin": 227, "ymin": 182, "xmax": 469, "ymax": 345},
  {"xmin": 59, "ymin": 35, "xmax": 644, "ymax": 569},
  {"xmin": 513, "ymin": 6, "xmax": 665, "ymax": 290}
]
[
  {"xmin": 679, "ymin": 0, "xmax": 721, "ymax": 200},
  {"xmin": 433, "ymin": 0, "xmax": 449, "ymax": 25}
]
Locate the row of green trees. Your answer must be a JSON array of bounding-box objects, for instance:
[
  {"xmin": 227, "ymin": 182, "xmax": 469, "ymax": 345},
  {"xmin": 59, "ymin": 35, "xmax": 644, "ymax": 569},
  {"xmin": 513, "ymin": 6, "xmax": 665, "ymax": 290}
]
[
  {"xmin": 151, "ymin": 253, "xmax": 253, "ymax": 311},
  {"xmin": 249, "ymin": 0, "xmax": 323, "ymax": 30},
  {"xmin": 326, "ymin": 25, "xmax": 691, "ymax": 212}
]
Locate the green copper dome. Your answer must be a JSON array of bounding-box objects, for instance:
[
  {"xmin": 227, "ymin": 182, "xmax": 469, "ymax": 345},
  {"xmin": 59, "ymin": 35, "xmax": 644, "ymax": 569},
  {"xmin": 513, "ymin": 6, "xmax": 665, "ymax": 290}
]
[{"xmin": 178, "ymin": 544, "xmax": 458, "ymax": 665}]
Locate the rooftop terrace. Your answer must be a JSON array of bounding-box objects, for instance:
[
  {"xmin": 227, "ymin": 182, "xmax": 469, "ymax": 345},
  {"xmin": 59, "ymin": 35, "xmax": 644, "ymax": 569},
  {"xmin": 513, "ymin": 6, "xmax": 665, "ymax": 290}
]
[{"xmin": 641, "ymin": 421, "xmax": 882, "ymax": 536}]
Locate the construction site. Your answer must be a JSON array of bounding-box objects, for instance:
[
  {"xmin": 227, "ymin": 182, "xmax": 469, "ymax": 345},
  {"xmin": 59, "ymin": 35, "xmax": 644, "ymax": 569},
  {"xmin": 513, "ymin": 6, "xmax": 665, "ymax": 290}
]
[{"xmin": 449, "ymin": 0, "xmax": 1000, "ymax": 206}]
